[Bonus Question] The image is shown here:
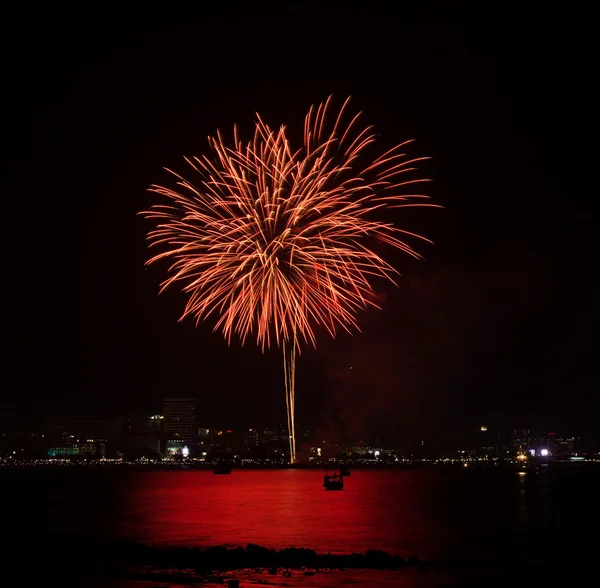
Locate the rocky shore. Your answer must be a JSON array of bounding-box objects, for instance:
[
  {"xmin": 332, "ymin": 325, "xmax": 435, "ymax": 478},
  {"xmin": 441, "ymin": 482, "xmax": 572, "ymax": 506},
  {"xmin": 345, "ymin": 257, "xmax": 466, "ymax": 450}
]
[{"xmin": 100, "ymin": 541, "xmax": 427, "ymax": 572}]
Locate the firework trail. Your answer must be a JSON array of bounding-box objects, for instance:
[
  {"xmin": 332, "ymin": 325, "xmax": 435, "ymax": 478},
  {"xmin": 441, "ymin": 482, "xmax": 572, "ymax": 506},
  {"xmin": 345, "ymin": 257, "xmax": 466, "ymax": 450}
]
[{"xmin": 141, "ymin": 96, "xmax": 438, "ymax": 463}]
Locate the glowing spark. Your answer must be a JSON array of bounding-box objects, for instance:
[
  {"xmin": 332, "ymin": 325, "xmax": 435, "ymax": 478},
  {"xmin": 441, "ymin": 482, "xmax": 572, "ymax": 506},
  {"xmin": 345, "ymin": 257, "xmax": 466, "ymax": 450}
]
[{"xmin": 141, "ymin": 96, "xmax": 439, "ymax": 463}]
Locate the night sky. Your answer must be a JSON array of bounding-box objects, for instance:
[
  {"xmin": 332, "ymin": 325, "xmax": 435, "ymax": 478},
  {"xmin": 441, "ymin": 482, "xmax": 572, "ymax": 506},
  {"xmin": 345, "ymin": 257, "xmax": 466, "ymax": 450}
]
[{"xmin": 2, "ymin": 15, "xmax": 597, "ymax": 438}]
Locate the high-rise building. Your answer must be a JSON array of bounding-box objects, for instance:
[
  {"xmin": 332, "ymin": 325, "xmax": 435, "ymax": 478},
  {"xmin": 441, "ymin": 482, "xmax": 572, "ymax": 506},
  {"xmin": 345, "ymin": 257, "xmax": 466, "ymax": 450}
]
[
  {"xmin": 244, "ymin": 428, "xmax": 260, "ymax": 451},
  {"xmin": 126, "ymin": 414, "xmax": 164, "ymax": 435},
  {"xmin": 162, "ymin": 398, "xmax": 199, "ymax": 445}
]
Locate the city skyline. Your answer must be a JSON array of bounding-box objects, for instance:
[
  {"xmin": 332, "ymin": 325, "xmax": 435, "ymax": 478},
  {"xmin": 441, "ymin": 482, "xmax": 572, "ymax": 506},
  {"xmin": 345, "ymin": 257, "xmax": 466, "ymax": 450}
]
[
  {"xmin": 2, "ymin": 404, "xmax": 597, "ymax": 463},
  {"xmin": 3, "ymin": 402, "xmax": 596, "ymax": 446}
]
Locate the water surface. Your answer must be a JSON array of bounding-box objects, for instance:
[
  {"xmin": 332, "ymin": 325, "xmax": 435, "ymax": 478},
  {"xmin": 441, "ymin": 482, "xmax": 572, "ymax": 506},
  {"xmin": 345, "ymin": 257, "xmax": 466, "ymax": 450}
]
[{"xmin": 2, "ymin": 466, "xmax": 598, "ymax": 585}]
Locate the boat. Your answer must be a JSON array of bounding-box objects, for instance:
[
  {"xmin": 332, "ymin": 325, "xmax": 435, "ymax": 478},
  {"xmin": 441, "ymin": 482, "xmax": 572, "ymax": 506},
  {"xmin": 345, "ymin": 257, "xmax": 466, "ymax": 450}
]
[
  {"xmin": 213, "ymin": 462, "xmax": 232, "ymax": 474},
  {"xmin": 340, "ymin": 466, "xmax": 351, "ymax": 476},
  {"xmin": 323, "ymin": 472, "xmax": 344, "ymax": 490}
]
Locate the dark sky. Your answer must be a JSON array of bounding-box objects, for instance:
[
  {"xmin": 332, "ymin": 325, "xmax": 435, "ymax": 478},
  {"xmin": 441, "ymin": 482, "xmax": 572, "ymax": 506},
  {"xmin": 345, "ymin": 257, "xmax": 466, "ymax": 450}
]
[{"xmin": 2, "ymin": 15, "xmax": 598, "ymax": 438}]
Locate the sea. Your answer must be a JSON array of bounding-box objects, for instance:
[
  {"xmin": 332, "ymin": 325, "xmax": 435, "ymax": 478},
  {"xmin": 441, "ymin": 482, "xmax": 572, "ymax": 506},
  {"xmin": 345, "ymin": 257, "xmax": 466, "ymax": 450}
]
[{"xmin": 1, "ymin": 465, "xmax": 598, "ymax": 586}]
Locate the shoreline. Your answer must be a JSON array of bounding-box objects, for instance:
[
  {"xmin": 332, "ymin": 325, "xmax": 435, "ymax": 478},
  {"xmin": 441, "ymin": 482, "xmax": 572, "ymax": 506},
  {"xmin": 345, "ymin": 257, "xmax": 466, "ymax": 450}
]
[
  {"xmin": 2, "ymin": 459, "xmax": 597, "ymax": 472},
  {"xmin": 4, "ymin": 540, "xmax": 593, "ymax": 586},
  {"xmin": 103, "ymin": 542, "xmax": 429, "ymax": 571},
  {"xmin": 5, "ymin": 540, "xmax": 430, "ymax": 582}
]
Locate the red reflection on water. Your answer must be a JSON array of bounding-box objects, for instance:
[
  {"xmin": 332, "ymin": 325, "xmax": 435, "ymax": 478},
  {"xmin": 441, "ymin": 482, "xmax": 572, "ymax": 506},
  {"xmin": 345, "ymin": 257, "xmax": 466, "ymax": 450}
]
[{"xmin": 116, "ymin": 469, "xmax": 445, "ymax": 556}]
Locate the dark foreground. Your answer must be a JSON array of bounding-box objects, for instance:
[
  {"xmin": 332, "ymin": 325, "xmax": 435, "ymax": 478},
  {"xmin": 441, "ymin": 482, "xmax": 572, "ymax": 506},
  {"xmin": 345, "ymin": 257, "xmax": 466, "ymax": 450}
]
[{"xmin": 3, "ymin": 540, "xmax": 595, "ymax": 587}]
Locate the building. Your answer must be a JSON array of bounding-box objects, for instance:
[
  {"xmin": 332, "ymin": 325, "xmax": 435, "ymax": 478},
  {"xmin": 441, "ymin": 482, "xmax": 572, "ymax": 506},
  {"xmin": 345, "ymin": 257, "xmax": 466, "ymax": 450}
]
[
  {"xmin": 126, "ymin": 414, "xmax": 163, "ymax": 435},
  {"xmin": 46, "ymin": 415, "xmax": 124, "ymax": 442},
  {"xmin": 262, "ymin": 428, "xmax": 279, "ymax": 443},
  {"xmin": 162, "ymin": 398, "xmax": 199, "ymax": 446},
  {"xmin": 48, "ymin": 446, "xmax": 79, "ymax": 457},
  {"xmin": 48, "ymin": 440, "xmax": 106, "ymax": 458},
  {"xmin": 210, "ymin": 429, "xmax": 240, "ymax": 453},
  {"xmin": 244, "ymin": 428, "xmax": 260, "ymax": 451}
]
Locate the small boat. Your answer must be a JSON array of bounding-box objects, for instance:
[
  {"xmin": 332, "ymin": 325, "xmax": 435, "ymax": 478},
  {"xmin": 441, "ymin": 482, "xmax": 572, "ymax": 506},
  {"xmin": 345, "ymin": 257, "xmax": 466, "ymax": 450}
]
[
  {"xmin": 213, "ymin": 462, "xmax": 232, "ymax": 474},
  {"xmin": 323, "ymin": 472, "xmax": 344, "ymax": 490},
  {"xmin": 340, "ymin": 467, "xmax": 351, "ymax": 476}
]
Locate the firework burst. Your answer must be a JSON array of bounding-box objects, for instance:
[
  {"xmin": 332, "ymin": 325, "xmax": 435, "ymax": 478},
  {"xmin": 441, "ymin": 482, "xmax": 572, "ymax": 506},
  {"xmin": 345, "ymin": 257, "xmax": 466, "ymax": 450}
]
[{"xmin": 141, "ymin": 96, "xmax": 438, "ymax": 462}]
